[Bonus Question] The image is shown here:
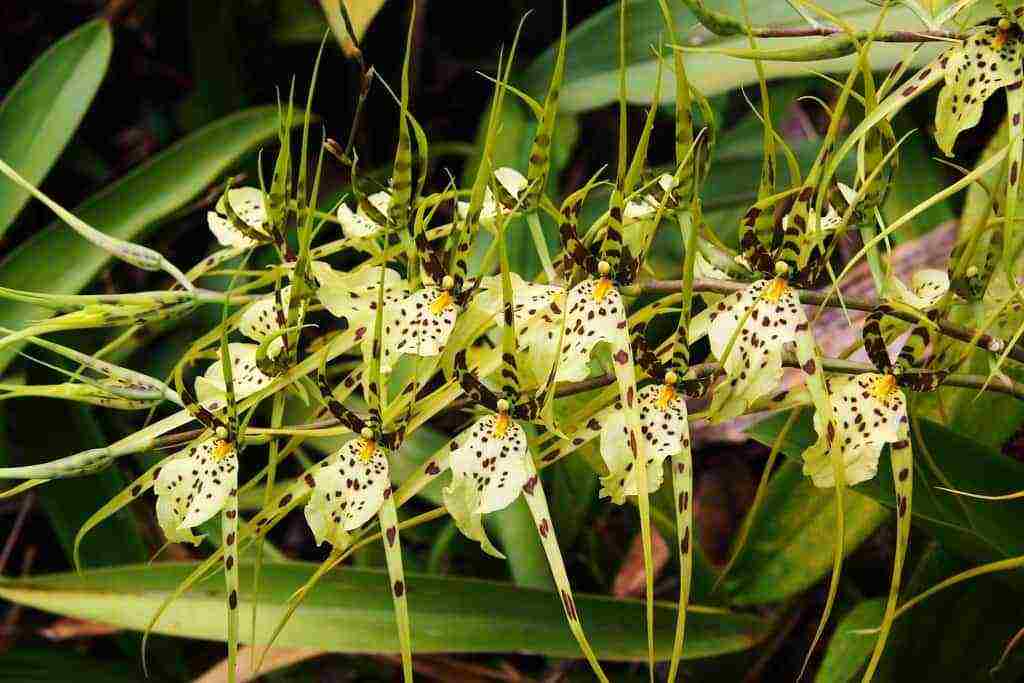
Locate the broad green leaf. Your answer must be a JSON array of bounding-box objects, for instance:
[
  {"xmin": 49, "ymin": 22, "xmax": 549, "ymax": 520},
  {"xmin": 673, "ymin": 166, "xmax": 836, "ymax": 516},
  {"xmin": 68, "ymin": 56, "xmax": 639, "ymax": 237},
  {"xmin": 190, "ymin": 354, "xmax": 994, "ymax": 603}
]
[
  {"xmin": 0, "ymin": 19, "xmax": 112, "ymax": 236},
  {"xmin": 0, "ymin": 107, "xmax": 298, "ymax": 373},
  {"xmin": 721, "ymin": 460, "xmax": 887, "ymax": 606},
  {"xmin": 0, "ymin": 647, "xmax": 144, "ymax": 683},
  {"xmin": 748, "ymin": 414, "xmax": 1024, "ymax": 567},
  {"xmin": 520, "ymin": 0, "xmax": 942, "ymax": 113},
  {"xmin": 814, "ymin": 599, "xmax": 886, "ymax": 683},
  {"xmin": 1, "ymin": 398, "xmax": 146, "ymax": 568},
  {"xmin": 875, "ymin": 543, "xmax": 1024, "ymax": 680},
  {"xmin": 0, "ymin": 562, "xmax": 771, "ymax": 660}
]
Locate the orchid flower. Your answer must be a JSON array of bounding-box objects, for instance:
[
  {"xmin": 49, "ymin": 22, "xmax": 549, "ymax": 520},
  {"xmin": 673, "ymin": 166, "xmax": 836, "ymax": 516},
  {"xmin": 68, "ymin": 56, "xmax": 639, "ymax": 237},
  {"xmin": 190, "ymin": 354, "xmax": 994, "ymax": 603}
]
[
  {"xmin": 154, "ymin": 437, "xmax": 237, "ymax": 545},
  {"xmin": 444, "ymin": 197, "xmax": 609, "ymax": 679},
  {"xmin": 886, "ymin": 268, "xmax": 950, "ymax": 310},
  {"xmin": 456, "ymin": 166, "xmax": 528, "ymax": 228},
  {"xmin": 207, "ymin": 186, "xmax": 273, "ymax": 248},
  {"xmin": 195, "ymin": 343, "xmax": 275, "ymax": 405},
  {"xmin": 802, "ymin": 303, "xmax": 948, "ymax": 681},
  {"xmin": 337, "ymin": 189, "xmax": 392, "ymax": 239},
  {"xmin": 304, "ymin": 265, "xmax": 415, "ymax": 677}
]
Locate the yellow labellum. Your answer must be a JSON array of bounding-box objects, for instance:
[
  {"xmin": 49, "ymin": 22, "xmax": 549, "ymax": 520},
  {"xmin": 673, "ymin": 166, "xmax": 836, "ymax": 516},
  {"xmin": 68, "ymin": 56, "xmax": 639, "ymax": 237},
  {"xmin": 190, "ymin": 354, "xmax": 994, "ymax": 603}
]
[
  {"xmin": 762, "ymin": 277, "xmax": 789, "ymax": 303},
  {"xmin": 213, "ymin": 439, "xmax": 233, "ymax": 461},
  {"xmin": 429, "ymin": 291, "xmax": 454, "ymax": 316},
  {"xmin": 870, "ymin": 374, "xmax": 899, "ymax": 401},
  {"xmin": 656, "ymin": 383, "xmax": 677, "ymax": 410},
  {"xmin": 493, "ymin": 412, "xmax": 511, "ymax": 439},
  {"xmin": 593, "ymin": 278, "xmax": 614, "ymax": 302},
  {"xmin": 358, "ymin": 438, "xmax": 378, "ymax": 462}
]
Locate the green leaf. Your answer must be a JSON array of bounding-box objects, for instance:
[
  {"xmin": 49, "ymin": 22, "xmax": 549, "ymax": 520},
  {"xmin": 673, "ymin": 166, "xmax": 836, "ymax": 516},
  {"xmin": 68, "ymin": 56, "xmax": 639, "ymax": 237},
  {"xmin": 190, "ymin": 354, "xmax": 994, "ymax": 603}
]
[
  {"xmin": 0, "ymin": 647, "xmax": 144, "ymax": 683},
  {"xmin": 520, "ymin": 1, "xmax": 941, "ymax": 114},
  {"xmin": 0, "ymin": 107, "xmax": 297, "ymax": 373},
  {"xmin": 721, "ymin": 460, "xmax": 887, "ymax": 606},
  {"xmin": 1, "ymin": 399, "xmax": 147, "ymax": 568},
  {"xmin": 0, "ymin": 562, "xmax": 771, "ymax": 660},
  {"xmin": 748, "ymin": 414, "xmax": 1024, "ymax": 567},
  {"xmin": 0, "ymin": 19, "xmax": 112, "ymax": 236},
  {"xmin": 875, "ymin": 543, "xmax": 1024, "ymax": 681},
  {"xmin": 814, "ymin": 599, "xmax": 886, "ymax": 683}
]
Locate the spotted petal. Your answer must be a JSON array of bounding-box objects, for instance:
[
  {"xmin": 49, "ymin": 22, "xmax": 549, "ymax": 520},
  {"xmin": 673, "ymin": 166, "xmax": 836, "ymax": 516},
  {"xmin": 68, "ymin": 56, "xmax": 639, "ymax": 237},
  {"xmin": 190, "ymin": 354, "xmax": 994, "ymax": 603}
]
[
  {"xmin": 935, "ymin": 28, "xmax": 1023, "ymax": 155},
  {"xmin": 458, "ymin": 166, "xmax": 528, "ymax": 227},
  {"xmin": 315, "ymin": 264, "xmax": 407, "ymax": 332},
  {"xmin": 694, "ymin": 279, "xmax": 805, "ymax": 421},
  {"xmin": 556, "ymin": 279, "xmax": 629, "ymax": 383},
  {"xmin": 389, "ymin": 286, "xmax": 459, "ymax": 359},
  {"xmin": 153, "ymin": 456, "xmax": 204, "ymax": 545},
  {"xmin": 599, "ymin": 383, "xmax": 689, "ymax": 503},
  {"xmin": 801, "ymin": 374, "xmax": 907, "ymax": 488},
  {"xmin": 305, "ymin": 437, "xmax": 391, "ymax": 546},
  {"xmin": 886, "ymin": 269, "xmax": 949, "ymax": 310},
  {"xmin": 444, "ymin": 416, "xmax": 530, "ymax": 557},
  {"xmin": 154, "ymin": 438, "xmax": 238, "ymax": 536},
  {"xmin": 239, "ymin": 286, "xmax": 292, "ymax": 359},
  {"xmin": 195, "ymin": 343, "xmax": 275, "ymax": 404},
  {"xmin": 207, "ymin": 187, "xmax": 270, "ymax": 248},
  {"xmin": 338, "ymin": 205, "xmax": 381, "ymax": 239},
  {"xmin": 483, "ymin": 273, "xmax": 566, "ymax": 384}
]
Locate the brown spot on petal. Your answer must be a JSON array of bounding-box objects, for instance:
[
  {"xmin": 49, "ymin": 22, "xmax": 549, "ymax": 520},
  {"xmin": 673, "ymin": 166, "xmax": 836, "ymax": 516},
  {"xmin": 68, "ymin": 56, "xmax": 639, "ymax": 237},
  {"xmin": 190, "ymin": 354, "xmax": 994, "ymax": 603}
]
[{"xmin": 523, "ymin": 476, "xmax": 538, "ymax": 495}]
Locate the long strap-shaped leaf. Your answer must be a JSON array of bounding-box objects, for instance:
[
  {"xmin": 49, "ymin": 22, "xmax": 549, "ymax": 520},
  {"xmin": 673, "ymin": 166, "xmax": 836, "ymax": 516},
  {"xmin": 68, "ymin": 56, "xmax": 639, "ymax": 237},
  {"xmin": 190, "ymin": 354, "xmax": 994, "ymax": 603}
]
[
  {"xmin": 378, "ymin": 491, "xmax": 413, "ymax": 682},
  {"xmin": 861, "ymin": 420, "xmax": 912, "ymax": 682},
  {"xmin": 519, "ymin": 451, "xmax": 609, "ymax": 682}
]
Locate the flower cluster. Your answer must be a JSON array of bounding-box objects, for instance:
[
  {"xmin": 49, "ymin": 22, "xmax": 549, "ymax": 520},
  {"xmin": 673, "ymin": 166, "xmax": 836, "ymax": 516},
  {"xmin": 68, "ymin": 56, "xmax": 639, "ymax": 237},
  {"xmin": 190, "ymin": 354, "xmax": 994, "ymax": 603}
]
[{"xmin": 4, "ymin": 2, "xmax": 1024, "ymax": 682}]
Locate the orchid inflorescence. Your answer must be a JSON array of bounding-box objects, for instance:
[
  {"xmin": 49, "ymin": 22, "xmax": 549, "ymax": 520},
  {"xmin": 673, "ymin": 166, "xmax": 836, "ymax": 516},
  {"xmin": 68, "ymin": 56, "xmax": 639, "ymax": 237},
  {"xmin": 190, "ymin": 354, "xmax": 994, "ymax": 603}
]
[{"xmin": 6, "ymin": 1, "xmax": 1024, "ymax": 681}]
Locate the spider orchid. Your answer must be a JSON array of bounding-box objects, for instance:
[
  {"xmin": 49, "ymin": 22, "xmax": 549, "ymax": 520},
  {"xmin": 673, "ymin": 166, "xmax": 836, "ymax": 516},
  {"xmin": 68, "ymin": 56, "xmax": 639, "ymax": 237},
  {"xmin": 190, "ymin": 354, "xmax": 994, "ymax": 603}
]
[
  {"xmin": 304, "ymin": 266, "xmax": 416, "ymax": 681},
  {"xmin": 828, "ymin": 8, "xmax": 1024, "ymax": 266},
  {"xmin": 599, "ymin": 309, "xmax": 713, "ymax": 678},
  {"xmin": 803, "ymin": 304, "xmax": 948, "ymax": 681},
  {"xmin": 194, "ymin": 342, "xmax": 275, "ymax": 405},
  {"xmin": 336, "ymin": 189, "xmax": 392, "ymax": 239},
  {"xmin": 886, "ymin": 268, "xmax": 950, "ymax": 310},
  {"xmin": 384, "ymin": 188, "xmax": 483, "ymax": 361},
  {"xmin": 156, "ymin": 339, "xmax": 248, "ymax": 678},
  {"xmin": 456, "ymin": 166, "xmax": 528, "ymax": 227},
  {"xmin": 207, "ymin": 186, "xmax": 275, "ymax": 249},
  {"xmin": 443, "ymin": 212, "xmax": 609, "ymax": 681}
]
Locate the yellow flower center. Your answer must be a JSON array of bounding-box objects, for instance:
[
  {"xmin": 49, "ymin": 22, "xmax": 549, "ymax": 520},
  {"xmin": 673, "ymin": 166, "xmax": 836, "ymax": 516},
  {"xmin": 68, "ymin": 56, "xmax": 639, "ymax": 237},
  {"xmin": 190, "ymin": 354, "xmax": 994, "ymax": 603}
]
[
  {"xmin": 213, "ymin": 439, "xmax": 233, "ymax": 461},
  {"xmin": 429, "ymin": 291, "xmax": 454, "ymax": 316},
  {"xmin": 358, "ymin": 437, "xmax": 378, "ymax": 462},
  {"xmin": 656, "ymin": 383, "xmax": 677, "ymax": 410},
  {"xmin": 870, "ymin": 374, "xmax": 899, "ymax": 401},
  {"xmin": 493, "ymin": 412, "xmax": 511, "ymax": 439},
  {"xmin": 762, "ymin": 277, "xmax": 789, "ymax": 303},
  {"xmin": 593, "ymin": 277, "xmax": 614, "ymax": 302}
]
